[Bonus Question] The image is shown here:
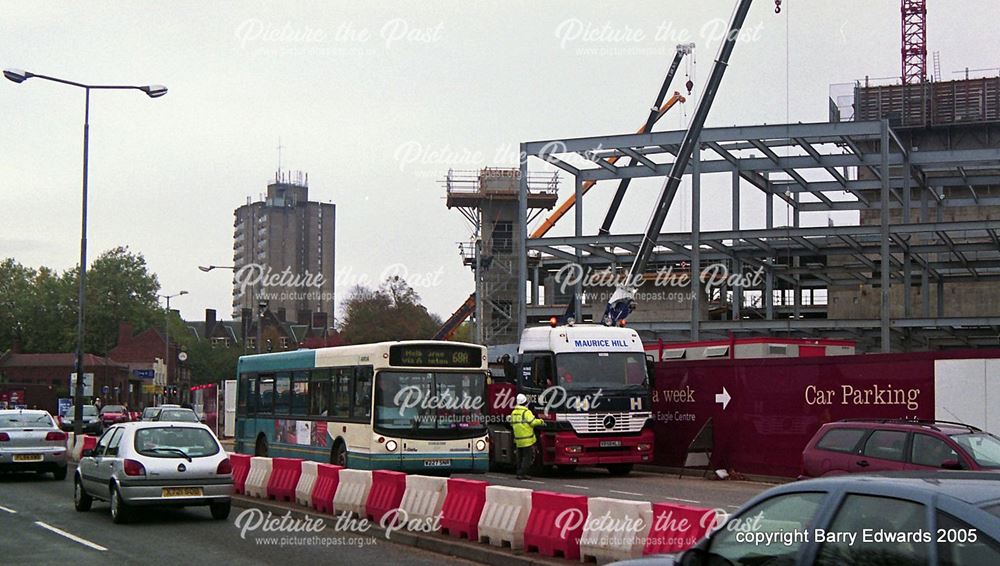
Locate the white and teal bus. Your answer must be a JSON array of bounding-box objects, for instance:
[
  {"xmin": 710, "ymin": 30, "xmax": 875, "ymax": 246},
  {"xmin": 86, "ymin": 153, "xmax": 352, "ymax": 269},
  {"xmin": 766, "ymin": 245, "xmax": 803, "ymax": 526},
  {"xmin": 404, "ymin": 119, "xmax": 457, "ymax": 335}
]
[{"xmin": 235, "ymin": 341, "xmax": 490, "ymax": 473}]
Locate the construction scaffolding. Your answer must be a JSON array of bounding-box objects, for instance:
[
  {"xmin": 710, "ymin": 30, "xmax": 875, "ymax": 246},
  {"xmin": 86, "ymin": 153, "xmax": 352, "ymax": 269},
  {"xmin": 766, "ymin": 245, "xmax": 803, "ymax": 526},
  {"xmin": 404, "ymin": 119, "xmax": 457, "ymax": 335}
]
[{"xmin": 516, "ymin": 115, "xmax": 1000, "ymax": 352}]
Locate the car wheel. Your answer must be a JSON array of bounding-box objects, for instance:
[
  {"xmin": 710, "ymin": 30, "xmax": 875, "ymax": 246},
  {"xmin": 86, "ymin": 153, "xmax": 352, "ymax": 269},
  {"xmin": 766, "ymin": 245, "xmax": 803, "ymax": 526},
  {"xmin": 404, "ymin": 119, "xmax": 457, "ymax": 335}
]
[
  {"xmin": 74, "ymin": 477, "xmax": 93, "ymax": 512},
  {"xmin": 110, "ymin": 485, "xmax": 131, "ymax": 524},
  {"xmin": 53, "ymin": 467, "xmax": 67, "ymax": 481},
  {"xmin": 210, "ymin": 500, "xmax": 231, "ymax": 520}
]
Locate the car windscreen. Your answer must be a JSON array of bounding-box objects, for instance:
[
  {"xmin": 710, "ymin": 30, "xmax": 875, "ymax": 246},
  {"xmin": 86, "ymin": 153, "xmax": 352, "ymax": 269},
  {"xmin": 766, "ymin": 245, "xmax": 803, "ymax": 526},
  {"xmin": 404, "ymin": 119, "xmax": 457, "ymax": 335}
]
[
  {"xmin": 134, "ymin": 427, "xmax": 220, "ymax": 458},
  {"xmin": 101, "ymin": 405, "xmax": 126, "ymax": 413},
  {"xmin": 950, "ymin": 433, "xmax": 1000, "ymax": 468},
  {"xmin": 157, "ymin": 410, "xmax": 199, "ymax": 422},
  {"xmin": 0, "ymin": 413, "xmax": 54, "ymax": 428}
]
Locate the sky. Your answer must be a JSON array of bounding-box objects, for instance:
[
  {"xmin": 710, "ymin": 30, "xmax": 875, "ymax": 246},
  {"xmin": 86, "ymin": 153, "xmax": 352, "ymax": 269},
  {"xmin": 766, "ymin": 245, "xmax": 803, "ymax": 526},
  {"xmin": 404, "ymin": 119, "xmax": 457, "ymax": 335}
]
[{"xmin": 2, "ymin": 0, "xmax": 997, "ymax": 323}]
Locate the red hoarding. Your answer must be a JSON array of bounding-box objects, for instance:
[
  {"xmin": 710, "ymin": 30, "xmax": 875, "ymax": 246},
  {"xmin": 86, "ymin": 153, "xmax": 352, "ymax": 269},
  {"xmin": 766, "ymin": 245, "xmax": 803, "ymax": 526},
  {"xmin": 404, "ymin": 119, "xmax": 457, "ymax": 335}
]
[{"xmin": 651, "ymin": 352, "xmax": 957, "ymax": 477}]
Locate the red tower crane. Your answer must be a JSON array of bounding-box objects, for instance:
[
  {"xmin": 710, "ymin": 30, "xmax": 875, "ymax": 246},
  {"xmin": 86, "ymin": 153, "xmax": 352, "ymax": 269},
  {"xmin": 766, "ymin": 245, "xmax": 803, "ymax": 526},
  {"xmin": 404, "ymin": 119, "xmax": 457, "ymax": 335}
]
[{"xmin": 901, "ymin": 0, "xmax": 927, "ymax": 84}]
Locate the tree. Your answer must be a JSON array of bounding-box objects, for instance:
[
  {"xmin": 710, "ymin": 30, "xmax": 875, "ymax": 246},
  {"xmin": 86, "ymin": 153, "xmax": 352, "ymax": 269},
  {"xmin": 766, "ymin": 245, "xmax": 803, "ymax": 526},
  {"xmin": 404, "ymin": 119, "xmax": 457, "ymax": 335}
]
[
  {"xmin": 0, "ymin": 247, "xmax": 163, "ymax": 356},
  {"xmin": 80, "ymin": 246, "xmax": 162, "ymax": 355},
  {"xmin": 338, "ymin": 276, "xmax": 442, "ymax": 344}
]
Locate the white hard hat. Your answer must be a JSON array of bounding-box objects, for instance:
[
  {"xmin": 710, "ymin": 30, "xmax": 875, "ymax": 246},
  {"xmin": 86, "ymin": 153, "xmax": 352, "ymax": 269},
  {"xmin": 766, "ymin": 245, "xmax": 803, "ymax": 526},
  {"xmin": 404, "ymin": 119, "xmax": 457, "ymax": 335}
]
[{"xmin": 516, "ymin": 393, "xmax": 528, "ymax": 405}]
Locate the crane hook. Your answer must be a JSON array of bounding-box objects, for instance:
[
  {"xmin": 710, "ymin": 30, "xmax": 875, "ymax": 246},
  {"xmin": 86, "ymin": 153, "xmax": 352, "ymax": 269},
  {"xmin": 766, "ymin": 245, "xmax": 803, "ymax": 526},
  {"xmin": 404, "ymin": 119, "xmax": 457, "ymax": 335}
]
[{"xmin": 774, "ymin": 0, "xmax": 781, "ymax": 13}]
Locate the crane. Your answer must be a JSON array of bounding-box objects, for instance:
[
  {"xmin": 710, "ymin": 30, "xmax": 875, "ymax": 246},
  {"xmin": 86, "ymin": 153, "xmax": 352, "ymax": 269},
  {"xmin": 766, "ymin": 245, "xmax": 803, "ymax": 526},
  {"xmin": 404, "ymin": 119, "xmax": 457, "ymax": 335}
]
[
  {"xmin": 531, "ymin": 43, "xmax": 695, "ymax": 240},
  {"xmin": 603, "ymin": 0, "xmax": 756, "ymax": 326}
]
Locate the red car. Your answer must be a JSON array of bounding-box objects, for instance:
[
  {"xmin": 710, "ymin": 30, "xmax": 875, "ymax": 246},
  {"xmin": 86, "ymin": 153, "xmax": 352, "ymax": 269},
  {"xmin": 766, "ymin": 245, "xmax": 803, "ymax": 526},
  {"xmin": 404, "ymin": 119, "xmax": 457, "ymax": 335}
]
[
  {"xmin": 98, "ymin": 404, "xmax": 131, "ymax": 427},
  {"xmin": 800, "ymin": 419, "xmax": 1000, "ymax": 479}
]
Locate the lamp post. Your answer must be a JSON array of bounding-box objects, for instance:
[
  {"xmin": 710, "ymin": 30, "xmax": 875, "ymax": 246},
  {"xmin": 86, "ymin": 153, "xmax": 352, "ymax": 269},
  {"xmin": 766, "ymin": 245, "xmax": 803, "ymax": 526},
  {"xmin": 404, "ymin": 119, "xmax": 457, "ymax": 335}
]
[
  {"xmin": 161, "ymin": 291, "xmax": 188, "ymax": 402},
  {"xmin": 257, "ymin": 298, "xmax": 268, "ymax": 354},
  {"xmin": 4, "ymin": 68, "xmax": 166, "ymax": 436}
]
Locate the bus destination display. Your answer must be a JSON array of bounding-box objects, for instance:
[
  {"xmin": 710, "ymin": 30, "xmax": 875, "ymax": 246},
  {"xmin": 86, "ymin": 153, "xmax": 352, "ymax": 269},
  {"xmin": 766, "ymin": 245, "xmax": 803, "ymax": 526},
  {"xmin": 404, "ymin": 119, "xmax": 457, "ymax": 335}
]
[{"xmin": 389, "ymin": 345, "xmax": 480, "ymax": 368}]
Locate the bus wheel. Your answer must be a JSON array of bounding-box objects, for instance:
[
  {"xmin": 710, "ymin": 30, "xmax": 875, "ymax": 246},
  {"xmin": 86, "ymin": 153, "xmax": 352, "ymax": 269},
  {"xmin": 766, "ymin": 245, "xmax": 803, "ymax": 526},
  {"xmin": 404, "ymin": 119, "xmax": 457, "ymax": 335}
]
[
  {"xmin": 255, "ymin": 435, "xmax": 269, "ymax": 457},
  {"xmin": 606, "ymin": 463, "xmax": 633, "ymax": 476},
  {"xmin": 331, "ymin": 441, "xmax": 347, "ymax": 467}
]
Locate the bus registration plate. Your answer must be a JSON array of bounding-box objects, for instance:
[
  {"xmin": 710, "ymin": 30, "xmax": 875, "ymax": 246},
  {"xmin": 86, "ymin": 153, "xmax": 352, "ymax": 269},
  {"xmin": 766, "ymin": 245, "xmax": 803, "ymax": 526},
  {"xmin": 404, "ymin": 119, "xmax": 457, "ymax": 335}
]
[
  {"xmin": 599, "ymin": 440, "xmax": 622, "ymax": 448},
  {"xmin": 423, "ymin": 459, "xmax": 451, "ymax": 468}
]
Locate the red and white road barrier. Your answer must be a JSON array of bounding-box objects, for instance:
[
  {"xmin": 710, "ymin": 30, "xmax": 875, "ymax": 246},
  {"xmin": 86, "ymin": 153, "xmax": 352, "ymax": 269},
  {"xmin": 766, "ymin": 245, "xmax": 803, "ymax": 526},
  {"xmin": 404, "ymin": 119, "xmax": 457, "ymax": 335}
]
[
  {"xmin": 244, "ymin": 457, "xmax": 272, "ymax": 499},
  {"xmin": 70, "ymin": 435, "xmax": 98, "ymax": 462},
  {"xmin": 580, "ymin": 497, "xmax": 653, "ymax": 562},
  {"xmin": 644, "ymin": 502, "xmax": 717, "ymax": 555},
  {"xmin": 312, "ymin": 464, "xmax": 342, "ymax": 514},
  {"xmin": 334, "ymin": 469, "xmax": 372, "ymax": 517},
  {"xmin": 523, "ymin": 491, "xmax": 588, "ymax": 561},
  {"xmin": 230, "ymin": 453, "xmax": 252, "ymax": 495},
  {"xmin": 366, "ymin": 470, "xmax": 407, "ymax": 523},
  {"xmin": 440, "ymin": 478, "xmax": 488, "ymax": 541},
  {"xmin": 295, "ymin": 461, "xmax": 319, "ymax": 507},
  {"xmin": 477, "ymin": 484, "xmax": 533, "ymax": 550},
  {"xmin": 267, "ymin": 457, "xmax": 302, "ymax": 502},
  {"xmin": 398, "ymin": 475, "xmax": 448, "ymax": 531}
]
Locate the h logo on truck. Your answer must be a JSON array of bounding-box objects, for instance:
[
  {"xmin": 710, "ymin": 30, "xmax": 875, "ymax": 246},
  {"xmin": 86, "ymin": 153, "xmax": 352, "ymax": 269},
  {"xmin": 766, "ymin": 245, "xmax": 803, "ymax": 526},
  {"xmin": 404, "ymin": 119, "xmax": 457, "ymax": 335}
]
[{"xmin": 630, "ymin": 397, "xmax": 643, "ymax": 411}]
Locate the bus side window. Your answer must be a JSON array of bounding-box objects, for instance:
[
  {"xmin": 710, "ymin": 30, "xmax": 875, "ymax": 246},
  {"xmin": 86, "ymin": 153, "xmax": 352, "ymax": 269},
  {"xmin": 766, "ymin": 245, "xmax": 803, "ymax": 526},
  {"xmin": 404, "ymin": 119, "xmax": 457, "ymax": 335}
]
[
  {"xmin": 292, "ymin": 371, "xmax": 309, "ymax": 415},
  {"xmin": 259, "ymin": 375, "xmax": 274, "ymax": 414},
  {"xmin": 353, "ymin": 366, "xmax": 373, "ymax": 420},
  {"xmin": 309, "ymin": 370, "xmax": 331, "ymax": 416},
  {"xmin": 238, "ymin": 375, "xmax": 249, "ymax": 413},
  {"xmin": 332, "ymin": 368, "xmax": 352, "ymax": 418},
  {"xmin": 274, "ymin": 373, "xmax": 291, "ymax": 415},
  {"xmin": 247, "ymin": 376, "xmax": 258, "ymax": 415}
]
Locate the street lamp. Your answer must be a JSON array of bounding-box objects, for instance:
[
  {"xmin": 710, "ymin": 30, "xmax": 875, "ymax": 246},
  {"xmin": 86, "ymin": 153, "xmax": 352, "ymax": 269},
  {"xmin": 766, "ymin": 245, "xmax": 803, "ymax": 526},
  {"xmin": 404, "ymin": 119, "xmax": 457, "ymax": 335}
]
[
  {"xmin": 257, "ymin": 298, "xmax": 269, "ymax": 354},
  {"xmin": 161, "ymin": 291, "xmax": 188, "ymax": 403},
  {"xmin": 198, "ymin": 265, "xmax": 235, "ymax": 272},
  {"xmin": 5, "ymin": 68, "xmax": 166, "ymax": 436}
]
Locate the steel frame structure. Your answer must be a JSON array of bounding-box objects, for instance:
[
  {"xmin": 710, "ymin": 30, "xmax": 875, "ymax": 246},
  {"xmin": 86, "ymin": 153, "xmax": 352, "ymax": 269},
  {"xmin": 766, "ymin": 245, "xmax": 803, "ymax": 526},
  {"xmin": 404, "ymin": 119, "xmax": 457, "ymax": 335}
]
[{"xmin": 517, "ymin": 119, "xmax": 1000, "ymax": 352}]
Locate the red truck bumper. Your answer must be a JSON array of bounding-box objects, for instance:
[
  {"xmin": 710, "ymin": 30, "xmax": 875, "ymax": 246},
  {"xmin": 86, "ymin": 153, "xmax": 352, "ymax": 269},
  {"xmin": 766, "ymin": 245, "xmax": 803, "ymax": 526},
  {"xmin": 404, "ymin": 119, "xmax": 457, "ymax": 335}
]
[{"xmin": 539, "ymin": 429, "xmax": 655, "ymax": 466}]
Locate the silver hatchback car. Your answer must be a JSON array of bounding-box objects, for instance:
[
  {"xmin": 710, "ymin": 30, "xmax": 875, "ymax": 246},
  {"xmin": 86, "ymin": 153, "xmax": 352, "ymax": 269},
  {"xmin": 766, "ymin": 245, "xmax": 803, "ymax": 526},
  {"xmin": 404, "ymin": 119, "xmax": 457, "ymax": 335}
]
[
  {"xmin": 0, "ymin": 409, "xmax": 68, "ymax": 479},
  {"xmin": 74, "ymin": 421, "xmax": 233, "ymax": 523}
]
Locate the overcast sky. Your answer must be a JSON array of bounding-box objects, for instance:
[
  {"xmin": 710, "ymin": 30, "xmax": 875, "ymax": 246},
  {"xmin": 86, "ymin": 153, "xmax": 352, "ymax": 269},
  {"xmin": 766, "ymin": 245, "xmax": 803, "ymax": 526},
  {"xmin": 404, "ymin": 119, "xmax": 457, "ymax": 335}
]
[{"xmin": 3, "ymin": 1, "xmax": 997, "ymax": 323}]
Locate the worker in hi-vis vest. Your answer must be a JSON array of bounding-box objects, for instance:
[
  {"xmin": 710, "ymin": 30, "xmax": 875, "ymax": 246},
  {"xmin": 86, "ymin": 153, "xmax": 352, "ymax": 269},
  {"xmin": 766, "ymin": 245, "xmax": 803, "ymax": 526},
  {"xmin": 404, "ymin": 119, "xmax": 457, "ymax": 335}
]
[{"xmin": 509, "ymin": 393, "xmax": 544, "ymax": 479}]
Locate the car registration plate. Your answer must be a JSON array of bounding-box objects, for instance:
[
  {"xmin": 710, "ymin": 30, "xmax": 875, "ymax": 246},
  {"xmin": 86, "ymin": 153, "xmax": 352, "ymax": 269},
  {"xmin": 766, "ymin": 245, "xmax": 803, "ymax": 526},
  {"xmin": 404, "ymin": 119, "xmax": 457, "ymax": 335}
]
[
  {"xmin": 423, "ymin": 459, "xmax": 451, "ymax": 468},
  {"xmin": 13, "ymin": 454, "xmax": 43, "ymax": 462},
  {"xmin": 162, "ymin": 487, "xmax": 203, "ymax": 498},
  {"xmin": 599, "ymin": 440, "xmax": 622, "ymax": 448}
]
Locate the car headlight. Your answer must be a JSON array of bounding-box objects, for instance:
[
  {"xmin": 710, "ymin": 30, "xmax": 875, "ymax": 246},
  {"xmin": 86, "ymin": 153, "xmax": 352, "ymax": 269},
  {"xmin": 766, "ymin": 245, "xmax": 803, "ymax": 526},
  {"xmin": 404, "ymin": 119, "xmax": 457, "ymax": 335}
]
[
  {"xmin": 475, "ymin": 439, "xmax": 487, "ymax": 451},
  {"xmin": 385, "ymin": 440, "xmax": 398, "ymax": 452}
]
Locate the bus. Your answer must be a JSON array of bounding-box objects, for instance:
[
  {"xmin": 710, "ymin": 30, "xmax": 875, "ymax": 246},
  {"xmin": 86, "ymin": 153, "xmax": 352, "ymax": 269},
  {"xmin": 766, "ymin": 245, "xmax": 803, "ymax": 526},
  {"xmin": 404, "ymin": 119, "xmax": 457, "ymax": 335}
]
[{"xmin": 235, "ymin": 340, "xmax": 490, "ymax": 472}]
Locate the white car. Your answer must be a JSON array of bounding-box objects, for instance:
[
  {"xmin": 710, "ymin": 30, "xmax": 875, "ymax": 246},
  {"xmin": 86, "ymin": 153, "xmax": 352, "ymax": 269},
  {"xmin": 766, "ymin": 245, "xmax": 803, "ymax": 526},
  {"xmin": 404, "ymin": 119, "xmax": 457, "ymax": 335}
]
[
  {"xmin": 75, "ymin": 421, "xmax": 233, "ymax": 523},
  {"xmin": 0, "ymin": 409, "xmax": 68, "ymax": 480}
]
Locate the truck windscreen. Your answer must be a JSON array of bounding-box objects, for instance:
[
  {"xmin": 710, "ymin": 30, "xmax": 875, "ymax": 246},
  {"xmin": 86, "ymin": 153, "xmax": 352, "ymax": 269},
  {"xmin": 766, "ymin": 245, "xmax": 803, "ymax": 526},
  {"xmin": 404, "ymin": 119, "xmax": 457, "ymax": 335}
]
[{"xmin": 555, "ymin": 352, "xmax": 647, "ymax": 390}]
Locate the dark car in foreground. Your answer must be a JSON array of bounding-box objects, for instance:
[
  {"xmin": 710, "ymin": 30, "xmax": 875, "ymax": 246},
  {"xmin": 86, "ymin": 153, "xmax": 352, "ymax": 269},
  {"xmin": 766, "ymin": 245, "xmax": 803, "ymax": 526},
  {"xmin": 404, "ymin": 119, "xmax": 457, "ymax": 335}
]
[
  {"xmin": 800, "ymin": 419, "xmax": 1000, "ymax": 478},
  {"xmin": 74, "ymin": 422, "xmax": 232, "ymax": 523},
  {"xmin": 614, "ymin": 472, "xmax": 1000, "ymax": 566},
  {"xmin": 0, "ymin": 409, "xmax": 68, "ymax": 479}
]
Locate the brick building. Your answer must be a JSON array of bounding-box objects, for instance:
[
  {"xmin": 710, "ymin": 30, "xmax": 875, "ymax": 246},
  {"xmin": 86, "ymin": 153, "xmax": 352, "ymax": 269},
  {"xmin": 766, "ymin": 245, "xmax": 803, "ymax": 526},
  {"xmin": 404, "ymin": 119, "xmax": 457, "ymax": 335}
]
[{"xmin": 0, "ymin": 347, "xmax": 133, "ymax": 413}]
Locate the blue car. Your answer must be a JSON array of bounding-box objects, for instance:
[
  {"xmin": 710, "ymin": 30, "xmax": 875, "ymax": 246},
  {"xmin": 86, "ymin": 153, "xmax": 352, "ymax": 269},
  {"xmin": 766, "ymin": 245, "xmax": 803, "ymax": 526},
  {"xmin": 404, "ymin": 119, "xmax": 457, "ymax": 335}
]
[{"xmin": 613, "ymin": 471, "xmax": 1000, "ymax": 565}]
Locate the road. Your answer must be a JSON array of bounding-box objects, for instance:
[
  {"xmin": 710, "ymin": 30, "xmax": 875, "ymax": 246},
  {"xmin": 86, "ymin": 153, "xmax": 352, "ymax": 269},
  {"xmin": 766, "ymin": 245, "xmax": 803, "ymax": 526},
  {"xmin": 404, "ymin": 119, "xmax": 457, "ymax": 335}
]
[
  {"xmin": 0, "ymin": 471, "xmax": 476, "ymax": 566},
  {"xmin": 456, "ymin": 466, "xmax": 772, "ymax": 513}
]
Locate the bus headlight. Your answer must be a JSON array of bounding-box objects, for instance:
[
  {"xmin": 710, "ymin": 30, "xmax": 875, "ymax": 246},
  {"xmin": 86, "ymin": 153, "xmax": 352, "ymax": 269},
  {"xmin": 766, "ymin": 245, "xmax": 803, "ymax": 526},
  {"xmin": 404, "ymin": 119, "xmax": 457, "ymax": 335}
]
[
  {"xmin": 385, "ymin": 440, "xmax": 398, "ymax": 452},
  {"xmin": 475, "ymin": 439, "xmax": 487, "ymax": 451}
]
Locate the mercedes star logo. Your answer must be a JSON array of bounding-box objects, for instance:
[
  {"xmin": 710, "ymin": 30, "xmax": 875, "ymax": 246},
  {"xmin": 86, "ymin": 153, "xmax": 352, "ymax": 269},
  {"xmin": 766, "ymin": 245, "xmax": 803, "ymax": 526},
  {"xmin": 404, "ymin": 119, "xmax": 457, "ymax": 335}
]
[{"xmin": 603, "ymin": 415, "xmax": 616, "ymax": 430}]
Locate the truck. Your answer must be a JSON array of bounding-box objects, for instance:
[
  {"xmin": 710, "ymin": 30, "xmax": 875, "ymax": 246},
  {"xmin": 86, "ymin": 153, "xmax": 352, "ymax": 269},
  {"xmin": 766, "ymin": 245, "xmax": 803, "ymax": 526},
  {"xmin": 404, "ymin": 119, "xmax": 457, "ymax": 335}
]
[{"xmin": 486, "ymin": 321, "xmax": 654, "ymax": 475}]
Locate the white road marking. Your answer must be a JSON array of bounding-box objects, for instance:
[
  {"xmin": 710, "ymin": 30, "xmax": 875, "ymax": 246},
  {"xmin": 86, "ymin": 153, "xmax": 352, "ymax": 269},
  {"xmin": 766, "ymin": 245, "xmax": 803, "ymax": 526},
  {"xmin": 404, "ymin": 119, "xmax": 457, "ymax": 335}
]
[
  {"xmin": 0, "ymin": 505, "xmax": 17, "ymax": 514},
  {"xmin": 563, "ymin": 484, "xmax": 589, "ymax": 490},
  {"xmin": 662, "ymin": 496, "xmax": 701, "ymax": 504},
  {"xmin": 34, "ymin": 522, "xmax": 108, "ymax": 552},
  {"xmin": 609, "ymin": 490, "xmax": 644, "ymax": 497},
  {"xmin": 522, "ymin": 480, "xmax": 545, "ymax": 485},
  {"xmin": 484, "ymin": 474, "xmax": 507, "ymax": 480}
]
